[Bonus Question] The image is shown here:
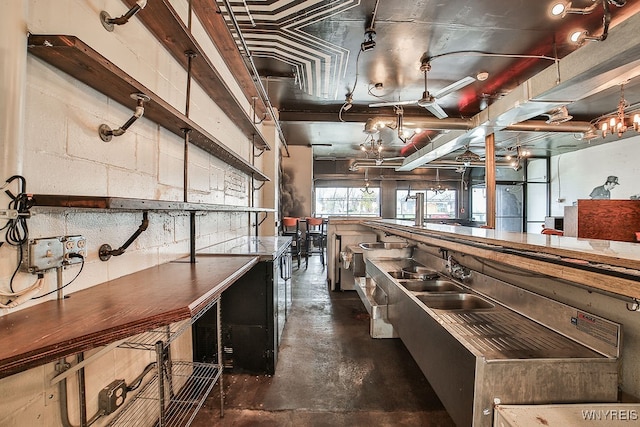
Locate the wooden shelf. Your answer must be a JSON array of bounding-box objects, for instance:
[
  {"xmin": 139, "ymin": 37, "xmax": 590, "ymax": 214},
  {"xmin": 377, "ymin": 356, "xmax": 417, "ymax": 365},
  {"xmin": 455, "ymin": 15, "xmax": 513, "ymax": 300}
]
[
  {"xmin": 0, "ymin": 255, "xmax": 258, "ymax": 378},
  {"xmin": 28, "ymin": 194, "xmax": 276, "ymax": 213},
  {"xmin": 27, "ymin": 35, "xmax": 269, "ymax": 182},
  {"xmin": 120, "ymin": 0, "xmax": 270, "ymax": 151}
]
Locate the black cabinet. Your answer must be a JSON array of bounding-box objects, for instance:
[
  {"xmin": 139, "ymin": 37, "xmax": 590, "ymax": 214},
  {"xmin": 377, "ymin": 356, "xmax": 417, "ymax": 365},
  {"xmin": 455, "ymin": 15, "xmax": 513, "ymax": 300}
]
[{"xmin": 193, "ymin": 253, "xmax": 291, "ymax": 374}]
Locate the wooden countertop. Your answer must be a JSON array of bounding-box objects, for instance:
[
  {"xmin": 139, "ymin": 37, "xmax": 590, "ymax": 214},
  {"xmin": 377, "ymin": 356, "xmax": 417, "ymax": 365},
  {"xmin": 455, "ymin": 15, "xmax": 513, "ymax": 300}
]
[
  {"xmin": 365, "ymin": 220, "xmax": 640, "ymax": 300},
  {"xmin": 0, "ymin": 255, "xmax": 257, "ymax": 378}
]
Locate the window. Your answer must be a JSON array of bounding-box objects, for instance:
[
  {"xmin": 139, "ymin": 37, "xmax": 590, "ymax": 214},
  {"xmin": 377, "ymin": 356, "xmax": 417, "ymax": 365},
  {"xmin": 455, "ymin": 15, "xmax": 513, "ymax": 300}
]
[
  {"xmin": 396, "ymin": 190, "xmax": 457, "ymax": 219},
  {"xmin": 315, "ymin": 187, "xmax": 380, "ymax": 217},
  {"xmin": 471, "ymin": 186, "xmax": 487, "ymax": 223}
]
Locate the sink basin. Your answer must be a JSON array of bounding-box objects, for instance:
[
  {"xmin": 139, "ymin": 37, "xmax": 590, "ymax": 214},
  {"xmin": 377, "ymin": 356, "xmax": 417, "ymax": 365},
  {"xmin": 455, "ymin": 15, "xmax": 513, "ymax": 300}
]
[
  {"xmin": 399, "ymin": 279, "xmax": 464, "ymax": 293},
  {"xmin": 401, "ymin": 265, "xmax": 439, "ymax": 279},
  {"xmin": 416, "ymin": 293, "xmax": 495, "ymax": 310},
  {"xmin": 388, "ymin": 262, "xmax": 439, "ymax": 280},
  {"xmin": 359, "ymin": 242, "xmax": 410, "ymax": 250},
  {"xmin": 388, "ymin": 270, "xmax": 438, "ymax": 280}
]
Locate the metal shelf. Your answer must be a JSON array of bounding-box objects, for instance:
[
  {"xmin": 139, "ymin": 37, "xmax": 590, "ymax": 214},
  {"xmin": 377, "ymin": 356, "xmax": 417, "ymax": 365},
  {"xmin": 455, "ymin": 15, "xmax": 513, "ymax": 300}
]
[
  {"xmin": 117, "ymin": 320, "xmax": 192, "ymax": 351},
  {"xmin": 28, "ymin": 194, "xmax": 276, "ymax": 214},
  {"xmin": 108, "ymin": 361, "xmax": 221, "ymax": 427},
  {"xmin": 111, "ymin": 297, "xmax": 223, "ymax": 426},
  {"xmin": 117, "ymin": 298, "xmax": 218, "ymax": 351}
]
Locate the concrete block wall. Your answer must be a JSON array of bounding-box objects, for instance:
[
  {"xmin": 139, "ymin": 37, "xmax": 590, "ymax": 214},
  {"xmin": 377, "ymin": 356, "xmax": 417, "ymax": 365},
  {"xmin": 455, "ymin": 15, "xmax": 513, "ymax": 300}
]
[{"xmin": 0, "ymin": 0, "xmax": 272, "ymax": 425}]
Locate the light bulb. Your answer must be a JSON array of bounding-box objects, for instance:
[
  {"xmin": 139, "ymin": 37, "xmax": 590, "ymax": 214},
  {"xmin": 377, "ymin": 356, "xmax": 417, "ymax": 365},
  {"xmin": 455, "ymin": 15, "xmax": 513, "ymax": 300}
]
[
  {"xmin": 551, "ymin": 2, "xmax": 567, "ymax": 16},
  {"xmin": 570, "ymin": 30, "xmax": 585, "ymax": 44}
]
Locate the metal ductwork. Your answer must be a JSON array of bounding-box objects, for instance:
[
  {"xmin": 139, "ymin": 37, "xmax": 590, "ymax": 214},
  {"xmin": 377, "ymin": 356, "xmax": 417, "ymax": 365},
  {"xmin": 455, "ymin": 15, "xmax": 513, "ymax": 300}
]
[{"xmin": 398, "ymin": 11, "xmax": 640, "ymax": 171}]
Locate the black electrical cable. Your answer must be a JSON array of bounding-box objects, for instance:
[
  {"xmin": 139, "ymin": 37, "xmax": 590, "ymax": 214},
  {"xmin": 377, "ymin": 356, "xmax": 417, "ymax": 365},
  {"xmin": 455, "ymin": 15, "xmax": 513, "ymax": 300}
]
[
  {"xmin": 32, "ymin": 254, "xmax": 85, "ymax": 299},
  {"xmin": 1, "ymin": 175, "xmax": 30, "ymax": 292},
  {"xmin": 127, "ymin": 362, "xmax": 157, "ymax": 392}
]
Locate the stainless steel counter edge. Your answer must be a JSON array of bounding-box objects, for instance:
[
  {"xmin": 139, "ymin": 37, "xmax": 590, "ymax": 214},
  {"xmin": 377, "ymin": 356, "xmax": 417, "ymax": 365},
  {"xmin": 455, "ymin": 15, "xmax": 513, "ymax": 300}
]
[
  {"xmin": 362, "ymin": 219, "xmax": 640, "ymax": 300},
  {"xmin": 198, "ymin": 236, "xmax": 292, "ymax": 261}
]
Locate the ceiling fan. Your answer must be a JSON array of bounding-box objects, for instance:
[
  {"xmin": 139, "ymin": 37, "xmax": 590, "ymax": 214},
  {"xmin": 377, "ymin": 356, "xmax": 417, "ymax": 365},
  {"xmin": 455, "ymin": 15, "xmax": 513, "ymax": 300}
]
[{"xmin": 369, "ymin": 58, "xmax": 475, "ymax": 119}]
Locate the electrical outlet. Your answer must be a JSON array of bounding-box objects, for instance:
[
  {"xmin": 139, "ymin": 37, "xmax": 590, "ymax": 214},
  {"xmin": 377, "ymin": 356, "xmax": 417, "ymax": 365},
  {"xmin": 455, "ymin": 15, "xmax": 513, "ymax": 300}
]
[
  {"xmin": 98, "ymin": 379, "xmax": 127, "ymax": 415},
  {"xmin": 62, "ymin": 235, "xmax": 87, "ymax": 265},
  {"xmin": 23, "ymin": 237, "xmax": 64, "ymax": 273},
  {"xmin": 22, "ymin": 235, "xmax": 86, "ymax": 273}
]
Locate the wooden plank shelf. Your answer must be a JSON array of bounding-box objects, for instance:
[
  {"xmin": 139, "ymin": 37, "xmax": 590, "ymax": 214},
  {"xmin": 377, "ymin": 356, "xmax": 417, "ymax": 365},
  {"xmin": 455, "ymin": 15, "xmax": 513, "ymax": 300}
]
[
  {"xmin": 27, "ymin": 35, "xmax": 269, "ymax": 182},
  {"xmin": 120, "ymin": 0, "xmax": 270, "ymax": 151},
  {"xmin": 28, "ymin": 194, "xmax": 276, "ymax": 213},
  {"xmin": 0, "ymin": 255, "xmax": 258, "ymax": 378}
]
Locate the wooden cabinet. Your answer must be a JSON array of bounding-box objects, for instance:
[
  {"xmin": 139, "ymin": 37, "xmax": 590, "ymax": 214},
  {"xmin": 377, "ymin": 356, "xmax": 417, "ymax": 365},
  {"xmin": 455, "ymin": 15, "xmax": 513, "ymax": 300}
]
[{"xmin": 564, "ymin": 200, "xmax": 640, "ymax": 242}]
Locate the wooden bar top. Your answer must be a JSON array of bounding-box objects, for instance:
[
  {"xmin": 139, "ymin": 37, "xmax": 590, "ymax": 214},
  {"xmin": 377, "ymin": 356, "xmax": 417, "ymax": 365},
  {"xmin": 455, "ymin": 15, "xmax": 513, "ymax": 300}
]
[{"xmin": 0, "ymin": 255, "xmax": 257, "ymax": 378}]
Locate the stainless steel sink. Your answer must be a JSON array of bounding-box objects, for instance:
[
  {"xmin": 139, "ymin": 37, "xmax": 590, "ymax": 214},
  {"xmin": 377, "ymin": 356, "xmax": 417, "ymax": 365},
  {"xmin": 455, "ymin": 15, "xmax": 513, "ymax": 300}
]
[
  {"xmin": 387, "ymin": 260, "xmax": 439, "ymax": 280},
  {"xmin": 359, "ymin": 242, "xmax": 410, "ymax": 250},
  {"xmin": 415, "ymin": 293, "xmax": 495, "ymax": 310},
  {"xmin": 402, "ymin": 265, "xmax": 439, "ymax": 279},
  {"xmin": 387, "ymin": 270, "xmax": 438, "ymax": 280},
  {"xmin": 399, "ymin": 279, "xmax": 464, "ymax": 293}
]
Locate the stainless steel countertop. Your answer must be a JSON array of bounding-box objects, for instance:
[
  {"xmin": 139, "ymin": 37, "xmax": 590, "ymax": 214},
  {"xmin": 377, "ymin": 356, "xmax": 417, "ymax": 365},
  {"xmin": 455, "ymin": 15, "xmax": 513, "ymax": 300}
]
[
  {"xmin": 198, "ymin": 236, "xmax": 291, "ymax": 260},
  {"xmin": 372, "ymin": 258, "xmax": 605, "ymax": 360}
]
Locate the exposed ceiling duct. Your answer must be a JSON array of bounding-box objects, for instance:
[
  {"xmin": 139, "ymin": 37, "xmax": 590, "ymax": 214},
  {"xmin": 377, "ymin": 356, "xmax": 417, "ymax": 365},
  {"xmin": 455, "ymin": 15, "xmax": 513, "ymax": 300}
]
[{"xmin": 397, "ymin": 10, "xmax": 640, "ymax": 171}]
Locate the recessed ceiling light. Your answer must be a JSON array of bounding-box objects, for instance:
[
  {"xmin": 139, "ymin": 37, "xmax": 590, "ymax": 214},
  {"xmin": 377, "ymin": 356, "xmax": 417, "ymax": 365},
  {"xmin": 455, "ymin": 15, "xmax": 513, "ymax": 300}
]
[
  {"xmin": 570, "ymin": 30, "xmax": 585, "ymax": 43},
  {"xmin": 476, "ymin": 71, "xmax": 489, "ymax": 81},
  {"xmin": 550, "ymin": 2, "xmax": 569, "ymax": 17}
]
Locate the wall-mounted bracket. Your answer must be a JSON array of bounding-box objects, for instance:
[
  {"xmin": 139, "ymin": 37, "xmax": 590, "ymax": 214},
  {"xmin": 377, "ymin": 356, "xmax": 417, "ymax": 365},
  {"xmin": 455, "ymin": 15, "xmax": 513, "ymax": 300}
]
[
  {"xmin": 253, "ymin": 180, "xmax": 266, "ymax": 191},
  {"xmin": 99, "ymin": 212, "xmax": 149, "ymax": 261},
  {"xmin": 99, "ymin": 93, "xmax": 150, "ymax": 142},
  {"xmin": 627, "ymin": 298, "xmax": 640, "ymax": 312},
  {"xmin": 100, "ymin": 0, "xmax": 148, "ymax": 32},
  {"xmin": 253, "ymin": 142, "xmax": 266, "ymax": 158},
  {"xmin": 257, "ymin": 212, "xmax": 268, "ymax": 226}
]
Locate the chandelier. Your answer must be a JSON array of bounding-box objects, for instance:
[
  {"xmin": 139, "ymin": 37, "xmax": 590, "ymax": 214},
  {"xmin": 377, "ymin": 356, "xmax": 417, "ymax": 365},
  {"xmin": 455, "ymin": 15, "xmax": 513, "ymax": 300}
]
[
  {"xmin": 430, "ymin": 168, "xmax": 447, "ymax": 194},
  {"xmin": 505, "ymin": 146, "xmax": 531, "ymax": 171},
  {"xmin": 361, "ymin": 169, "xmax": 374, "ymax": 194},
  {"xmin": 395, "ymin": 107, "xmax": 421, "ymax": 143},
  {"xmin": 455, "ymin": 146, "xmax": 481, "ymax": 167},
  {"xmin": 360, "ymin": 134, "xmax": 383, "ymax": 160},
  {"xmin": 596, "ymin": 84, "xmax": 640, "ymax": 138}
]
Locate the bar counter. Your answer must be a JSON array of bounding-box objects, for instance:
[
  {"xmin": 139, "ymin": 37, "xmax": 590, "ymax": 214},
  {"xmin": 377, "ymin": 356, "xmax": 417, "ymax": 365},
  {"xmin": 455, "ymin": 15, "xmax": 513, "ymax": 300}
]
[{"xmin": 364, "ymin": 219, "xmax": 640, "ymax": 300}]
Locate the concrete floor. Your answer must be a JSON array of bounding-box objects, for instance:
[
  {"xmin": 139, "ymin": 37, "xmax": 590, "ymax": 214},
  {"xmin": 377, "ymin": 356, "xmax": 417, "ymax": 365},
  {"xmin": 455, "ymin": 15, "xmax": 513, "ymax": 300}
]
[{"xmin": 192, "ymin": 255, "xmax": 455, "ymax": 426}]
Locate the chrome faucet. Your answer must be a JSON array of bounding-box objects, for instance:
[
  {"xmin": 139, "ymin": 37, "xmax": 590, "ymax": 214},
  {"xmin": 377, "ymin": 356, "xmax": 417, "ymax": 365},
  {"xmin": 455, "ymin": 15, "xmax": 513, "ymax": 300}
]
[
  {"xmin": 405, "ymin": 186, "xmax": 425, "ymax": 226},
  {"xmin": 447, "ymin": 255, "xmax": 471, "ymax": 280}
]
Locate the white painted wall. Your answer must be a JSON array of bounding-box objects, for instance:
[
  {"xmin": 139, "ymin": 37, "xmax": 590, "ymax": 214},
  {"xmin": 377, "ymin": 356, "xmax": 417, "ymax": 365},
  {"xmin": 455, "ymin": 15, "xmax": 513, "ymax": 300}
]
[
  {"xmin": 550, "ymin": 135, "xmax": 640, "ymax": 216},
  {"xmin": 0, "ymin": 0, "xmax": 271, "ymax": 425}
]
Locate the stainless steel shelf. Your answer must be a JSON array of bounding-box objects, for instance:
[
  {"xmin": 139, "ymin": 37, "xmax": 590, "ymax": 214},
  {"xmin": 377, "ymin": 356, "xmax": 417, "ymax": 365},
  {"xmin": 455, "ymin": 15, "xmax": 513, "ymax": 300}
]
[
  {"xmin": 117, "ymin": 297, "xmax": 219, "ymax": 351},
  {"xmin": 108, "ymin": 361, "xmax": 221, "ymax": 427},
  {"xmin": 117, "ymin": 319, "xmax": 192, "ymax": 351},
  {"xmin": 112, "ymin": 296, "xmax": 223, "ymax": 425}
]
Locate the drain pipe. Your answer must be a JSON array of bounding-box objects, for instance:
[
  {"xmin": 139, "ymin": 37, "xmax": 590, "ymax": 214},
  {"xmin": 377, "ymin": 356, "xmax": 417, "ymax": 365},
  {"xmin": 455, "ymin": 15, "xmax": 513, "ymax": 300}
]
[
  {"xmin": 58, "ymin": 354, "xmax": 104, "ymax": 427},
  {"xmin": 219, "ymin": 0, "xmax": 289, "ymax": 157},
  {"xmin": 0, "ymin": 0, "xmax": 27, "ymax": 179}
]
